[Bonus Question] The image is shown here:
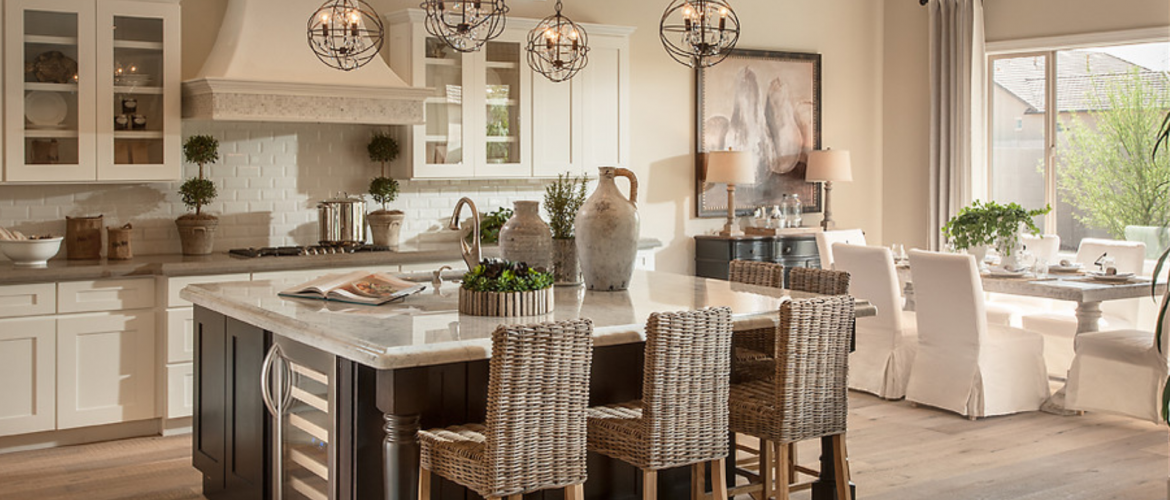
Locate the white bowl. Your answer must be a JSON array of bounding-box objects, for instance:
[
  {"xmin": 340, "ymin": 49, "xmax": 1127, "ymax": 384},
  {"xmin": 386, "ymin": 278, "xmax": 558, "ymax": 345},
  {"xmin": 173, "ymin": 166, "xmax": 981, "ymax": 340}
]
[{"xmin": 1, "ymin": 237, "xmax": 63, "ymax": 267}]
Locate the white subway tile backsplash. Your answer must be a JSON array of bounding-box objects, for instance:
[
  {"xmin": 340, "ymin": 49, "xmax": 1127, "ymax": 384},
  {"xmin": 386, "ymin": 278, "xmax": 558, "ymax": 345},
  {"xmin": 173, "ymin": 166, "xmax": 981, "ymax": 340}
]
[{"xmin": 0, "ymin": 122, "xmax": 546, "ymax": 257}]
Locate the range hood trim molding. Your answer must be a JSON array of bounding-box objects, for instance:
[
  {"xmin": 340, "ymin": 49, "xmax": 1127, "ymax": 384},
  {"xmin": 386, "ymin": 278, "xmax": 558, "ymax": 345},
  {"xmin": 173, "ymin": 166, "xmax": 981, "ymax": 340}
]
[
  {"xmin": 182, "ymin": 78, "xmax": 428, "ymax": 125},
  {"xmin": 182, "ymin": 78, "xmax": 434, "ymax": 100}
]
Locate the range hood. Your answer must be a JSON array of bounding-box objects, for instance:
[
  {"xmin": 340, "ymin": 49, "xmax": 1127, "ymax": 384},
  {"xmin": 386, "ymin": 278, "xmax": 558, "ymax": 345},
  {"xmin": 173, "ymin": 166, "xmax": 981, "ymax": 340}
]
[{"xmin": 182, "ymin": 0, "xmax": 430, "ymax": 125}]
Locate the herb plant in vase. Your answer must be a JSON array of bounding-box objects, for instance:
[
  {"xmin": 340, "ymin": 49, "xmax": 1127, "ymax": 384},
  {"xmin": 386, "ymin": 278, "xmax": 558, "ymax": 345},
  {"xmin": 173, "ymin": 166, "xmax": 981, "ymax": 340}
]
[
  {"xmin": 942, "ymin": 200, "xmax": 1050, "ymax": 269},
  {"xmin": 176, "ymin": 135, "xmax": 220, "ymax": 255},
  {"xmin": 544, "ymin": 172, "xmax": 588, "ymax": 285},
  {"xmin": 458, "ymin": 259, "xmax": 555, "ymax": 316},
  {"xmin": 366, "ymin": 132, "xmax": 405, "ymax": 247}
]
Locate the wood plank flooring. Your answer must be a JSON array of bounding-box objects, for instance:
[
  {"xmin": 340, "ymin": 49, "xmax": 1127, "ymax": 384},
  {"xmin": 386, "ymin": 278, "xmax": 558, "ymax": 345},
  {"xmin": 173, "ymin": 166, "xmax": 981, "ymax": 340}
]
[{"xmin": 0, "ymin": 393, "xmax": 1164, "ymax": 500}]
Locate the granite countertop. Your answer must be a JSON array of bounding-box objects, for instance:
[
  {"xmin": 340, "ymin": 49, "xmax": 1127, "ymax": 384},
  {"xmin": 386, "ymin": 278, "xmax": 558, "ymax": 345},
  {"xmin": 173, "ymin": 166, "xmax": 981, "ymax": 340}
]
[
  {"xmin": 0, "ymin": 239, "xmax": 664, "ymax": 285},
  {"xmin": 180, "ymin": 269, "xmax": 876, "ymax": 370}
]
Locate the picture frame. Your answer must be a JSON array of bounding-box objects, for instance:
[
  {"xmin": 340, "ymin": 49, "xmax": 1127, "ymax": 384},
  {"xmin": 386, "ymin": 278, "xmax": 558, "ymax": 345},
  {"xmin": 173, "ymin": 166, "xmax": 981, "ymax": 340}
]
[{"xmin": 696, "ymin": 49, "xmax": 823, "ymax": 218}]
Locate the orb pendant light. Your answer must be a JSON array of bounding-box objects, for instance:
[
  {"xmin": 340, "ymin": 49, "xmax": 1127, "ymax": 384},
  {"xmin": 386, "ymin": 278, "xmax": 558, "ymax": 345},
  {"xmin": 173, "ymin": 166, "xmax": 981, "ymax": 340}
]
[
  {"xmin": 660, "ymin": 0, "xmax": 741, "ymax": 68},
  {"xmin": 527, "ymin": 0, "xmax": 589, "ymax": 83},
  {"xmin": 421, "ymin": 0, "xmax": 510, "ymax": 53},
  {"xmin": 307, "ymin": 0, "xmax": 385, "ymax": 71}
]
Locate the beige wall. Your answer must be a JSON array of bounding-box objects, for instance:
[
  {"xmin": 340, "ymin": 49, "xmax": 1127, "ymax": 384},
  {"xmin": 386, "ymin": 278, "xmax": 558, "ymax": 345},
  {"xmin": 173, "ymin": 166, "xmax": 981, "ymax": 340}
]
[
  {"xmin": 180, "ymin": 0, "xmax": 884, "ymax": 274},
  {"xmin": 984, "ymin": 0, "xmax": 1170, "ymax": 42},
  {"xmin": 881, "ymin": 1, "xmax": 931, "ymax": 250}
]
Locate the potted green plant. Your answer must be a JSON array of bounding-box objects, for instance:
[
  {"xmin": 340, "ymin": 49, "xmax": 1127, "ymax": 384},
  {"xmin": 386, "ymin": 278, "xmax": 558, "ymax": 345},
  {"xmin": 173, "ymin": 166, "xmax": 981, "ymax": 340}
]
[
  {"xmin": 458, "ymin": 258, "xmax": 555, "ymax": 316},
  {"xmin": 366, "ymin": 132, "xmax": 405, "ymax": 247},
  {"xmin": 942, "ymin": 200, "xmax": 1050, "ymax": 268},
  {"xmin": 544, "ymin": 172, "xmax": 588, "ymax": 285},
  {"xmin": 176, "ymin": 135, "xmax": 220, "ymax": 255}
]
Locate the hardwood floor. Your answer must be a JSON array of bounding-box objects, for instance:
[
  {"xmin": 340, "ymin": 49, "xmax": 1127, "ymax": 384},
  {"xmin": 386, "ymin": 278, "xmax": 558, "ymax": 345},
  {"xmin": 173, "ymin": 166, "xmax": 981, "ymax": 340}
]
[{"xmin": 0, "ymin": 393, "xmax": 1164, "ymax": 500}]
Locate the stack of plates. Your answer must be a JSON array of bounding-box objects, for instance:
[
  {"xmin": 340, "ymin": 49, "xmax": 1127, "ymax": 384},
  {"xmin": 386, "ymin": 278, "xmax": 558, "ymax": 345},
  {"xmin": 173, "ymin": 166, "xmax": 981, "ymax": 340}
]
[{"xmin": 25, "ymin": 91, "xmax": 68, "ymax": 129}]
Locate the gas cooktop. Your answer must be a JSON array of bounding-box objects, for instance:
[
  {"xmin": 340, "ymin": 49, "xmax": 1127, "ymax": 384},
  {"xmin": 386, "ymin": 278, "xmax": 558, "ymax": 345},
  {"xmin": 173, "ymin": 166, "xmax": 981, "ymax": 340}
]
[{"xmin": 228, "ymin": 244, "xmax": 393, "ymax": 258}]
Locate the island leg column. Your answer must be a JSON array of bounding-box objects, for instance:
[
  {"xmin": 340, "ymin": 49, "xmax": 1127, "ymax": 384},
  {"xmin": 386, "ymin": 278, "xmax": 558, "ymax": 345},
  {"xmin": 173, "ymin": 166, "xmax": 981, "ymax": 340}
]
[{"xmin": 378, "ymin": 368, "xmax": 427, "ymax": 500}]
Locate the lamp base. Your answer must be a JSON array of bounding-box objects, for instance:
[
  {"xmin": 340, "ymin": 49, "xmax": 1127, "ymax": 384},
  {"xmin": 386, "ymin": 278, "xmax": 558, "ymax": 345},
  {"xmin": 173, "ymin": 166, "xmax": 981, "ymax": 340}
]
[{"xmin": 718, "ymin": 224, "xmax": 744, "ymax": 237}]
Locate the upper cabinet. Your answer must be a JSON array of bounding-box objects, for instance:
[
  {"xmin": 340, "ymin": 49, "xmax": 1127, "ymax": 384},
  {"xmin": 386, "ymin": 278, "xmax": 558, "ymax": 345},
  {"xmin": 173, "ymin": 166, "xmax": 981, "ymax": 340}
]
[
  {"xmin": 3, "ymin": 0, "xmax": 180, "ymax": 183},
  {"xmin": 386, "ymin": 10, "xmax": 632, "ymax": 180}
]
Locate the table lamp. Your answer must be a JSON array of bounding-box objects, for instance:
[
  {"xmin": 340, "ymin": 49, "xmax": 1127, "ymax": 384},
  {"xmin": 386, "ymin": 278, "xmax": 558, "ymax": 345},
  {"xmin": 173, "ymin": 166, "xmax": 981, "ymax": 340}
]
[
  {"xmin": 705, "ymin": 150, "xmax": 754, "ymax": 237},
  {"xmin": 806, "ymin": 149, "xmax": 853, "ymax": 230}
]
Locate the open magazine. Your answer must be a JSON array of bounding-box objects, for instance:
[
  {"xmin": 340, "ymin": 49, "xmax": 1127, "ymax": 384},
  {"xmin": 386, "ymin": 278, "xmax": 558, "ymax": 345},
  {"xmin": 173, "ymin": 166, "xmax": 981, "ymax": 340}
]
[{"xmin": 278, "ymin": 270, "xmax": 427, "ymax": 306}]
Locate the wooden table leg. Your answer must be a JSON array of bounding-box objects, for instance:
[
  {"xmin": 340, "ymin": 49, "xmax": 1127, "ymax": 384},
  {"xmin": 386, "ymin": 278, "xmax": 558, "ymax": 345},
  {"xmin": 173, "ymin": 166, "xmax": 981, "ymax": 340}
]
[{"xmin": 1075, "ymin": 301, "xmax": 1102, "ymax": 334}]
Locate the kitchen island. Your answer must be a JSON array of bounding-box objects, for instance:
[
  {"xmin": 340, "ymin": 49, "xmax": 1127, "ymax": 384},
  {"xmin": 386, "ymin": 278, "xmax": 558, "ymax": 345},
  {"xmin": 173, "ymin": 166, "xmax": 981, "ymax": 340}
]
[{"xmin": 182, "ymin": 270, "xmax": 875, "ymax": 500}]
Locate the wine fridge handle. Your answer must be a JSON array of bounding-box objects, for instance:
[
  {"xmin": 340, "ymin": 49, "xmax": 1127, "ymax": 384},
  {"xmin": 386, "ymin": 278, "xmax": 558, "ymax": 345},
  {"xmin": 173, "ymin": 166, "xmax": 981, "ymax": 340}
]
[{"xmin": 260, "ymin": 344, "xmax": 281, "ymax": 417}]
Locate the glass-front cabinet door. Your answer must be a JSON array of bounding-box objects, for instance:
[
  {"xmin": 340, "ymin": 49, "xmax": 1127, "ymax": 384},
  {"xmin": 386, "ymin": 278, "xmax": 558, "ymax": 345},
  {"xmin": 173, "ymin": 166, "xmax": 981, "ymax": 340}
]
[
  {"xmin": 96, "ymin": 1, "xmax": 180, "ymax": 181},
  {"xmin": 421, "ymin": 36, "xmax": 474, "ymax": 178},
  {"xmin": 477, "ymin": 35, "xmax": 531, "ymax": 177},
  {"xmin": 4, "ymin": 0, "xmax": 97, "ymax": 182}
]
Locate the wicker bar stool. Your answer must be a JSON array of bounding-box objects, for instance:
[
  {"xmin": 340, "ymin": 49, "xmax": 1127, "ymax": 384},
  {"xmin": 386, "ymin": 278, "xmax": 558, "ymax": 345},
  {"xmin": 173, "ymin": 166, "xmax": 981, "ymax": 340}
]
[
  {"xmin": 417, "ymin": 319, "xmax": 594, "ymax": 500},
  {"xmin": 728, "ymin": 296, "xmax": 856, "ymax": 500},
  {"xmin": 789, "ymin": 267, "xmax": 851, "ymax": 296},
  {"xmin": 586, "ymin": 307, "xmax": 734, "ymax": 500},
  {"xmin": 729, "ymin": 259, "xmax": 785, "ymax": 288}
]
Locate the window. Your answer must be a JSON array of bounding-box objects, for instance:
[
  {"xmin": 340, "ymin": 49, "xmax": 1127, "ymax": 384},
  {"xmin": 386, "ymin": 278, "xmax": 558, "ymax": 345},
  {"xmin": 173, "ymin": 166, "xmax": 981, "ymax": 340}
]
[{"xmin": 989, "ymin": 41, "xmax": 1170, "ymax": 257}]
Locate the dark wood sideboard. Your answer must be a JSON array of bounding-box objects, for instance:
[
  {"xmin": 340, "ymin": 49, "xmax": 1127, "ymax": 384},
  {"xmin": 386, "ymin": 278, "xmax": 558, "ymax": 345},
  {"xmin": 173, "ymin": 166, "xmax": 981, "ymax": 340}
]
[{"xmin": 694, "ymin": 234, "xmax": 821, "ymax": 285}]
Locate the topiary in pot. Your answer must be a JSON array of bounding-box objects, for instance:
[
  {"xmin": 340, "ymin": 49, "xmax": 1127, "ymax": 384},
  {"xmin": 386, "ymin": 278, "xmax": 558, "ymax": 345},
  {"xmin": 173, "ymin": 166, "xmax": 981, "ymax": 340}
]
[
  {"xmin": 544, "ymin": 172, "xmax": 588, "ymax": 285},
  {"xmin": 176, "ymin": 135, "xmax": 221, "ymax": 255},
  {"xmin": 366, "ymin": 132, "xmax": 405, "ymax": 247}
]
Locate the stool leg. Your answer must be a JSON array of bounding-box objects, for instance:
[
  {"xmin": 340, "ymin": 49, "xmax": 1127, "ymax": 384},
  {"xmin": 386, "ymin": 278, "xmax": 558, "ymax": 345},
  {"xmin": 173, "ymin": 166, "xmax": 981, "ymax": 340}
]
[
  {"xmin": 565, "ymin": 484, "xmax": 585, "ymax": 500},
  {"xmin": 508, "ymin": 495, "xmax": 522, "ymax": 500},
  {"xmin": 711, "ymin": 458, "xmax": 729, "ymax": 500},
  {"xmin": 831, "ymin": 434, "xmax": 853, "ymax": 500},
  {"xmin": 775, "ymin": 444, "xmax": 790, "ymax": 500},
  {"xmin": 643, "ymin": 469, "xmax": 658, "ymax": 500},
  {"xmin": 418, "ymin": 467, "xmax": 431, "ymax": 500},
  {"xmin": 787, "ymin": 443, "xmax": 798, "ymax": 483},
  {"xmin": 760, "ymin": 440, "xmax": 773, "ymax": 500},
  {"xmin": 692, "ymin": 462, "xmax": 707, "ymax": 500}
]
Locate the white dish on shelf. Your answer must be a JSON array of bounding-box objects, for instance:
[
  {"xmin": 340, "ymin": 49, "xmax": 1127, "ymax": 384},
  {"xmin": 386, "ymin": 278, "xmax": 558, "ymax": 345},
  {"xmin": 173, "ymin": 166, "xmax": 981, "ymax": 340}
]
[{"xmin": 24, "ymin": 91, "xmax": 68, "ymax": 128}]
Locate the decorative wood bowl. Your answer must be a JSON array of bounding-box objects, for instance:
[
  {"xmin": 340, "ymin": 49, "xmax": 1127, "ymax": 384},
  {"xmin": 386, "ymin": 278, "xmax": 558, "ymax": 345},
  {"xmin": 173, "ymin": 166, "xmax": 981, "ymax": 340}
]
[{"xmin": 458, "ymin": 287, "xmax": 555, "ymax": 317}]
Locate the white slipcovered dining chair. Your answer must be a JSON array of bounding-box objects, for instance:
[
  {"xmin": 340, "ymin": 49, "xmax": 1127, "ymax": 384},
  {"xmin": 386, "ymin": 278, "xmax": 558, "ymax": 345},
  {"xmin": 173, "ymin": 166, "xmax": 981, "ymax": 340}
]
[
  {"xmin": 1021, "ymin": 238, "xmax": 1147, "ymax": 378},
  {"xmin": 905, "ymin": 250, "xmax": 1049, "ymax": 419},
  {"xmin": 832, "ymin": 243, "xmax": 917, "ymax": 399},
  {"xmin": 1065, "ymin": 292, "xmax": 1170, "ymax": 424},
  {"xmin": 815, "ymin": 229, "xmax": 866, "ymax": 270},
  {"xmin": 985, "ymin": 234, "xmax": 1062, "ymax": 327}
]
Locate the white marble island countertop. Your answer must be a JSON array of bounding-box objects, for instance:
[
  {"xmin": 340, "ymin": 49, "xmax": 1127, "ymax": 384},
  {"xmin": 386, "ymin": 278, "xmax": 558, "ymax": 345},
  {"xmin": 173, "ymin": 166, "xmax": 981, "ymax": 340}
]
[{"xmin": 181, "ymin": 269, "xmax": 875, "ymax": 370}]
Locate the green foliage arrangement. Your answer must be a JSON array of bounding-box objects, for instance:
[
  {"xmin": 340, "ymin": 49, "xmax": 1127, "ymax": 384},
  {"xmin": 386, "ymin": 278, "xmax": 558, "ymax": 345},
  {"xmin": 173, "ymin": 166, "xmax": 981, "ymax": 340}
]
[
  {"xmin": 479, "ymin": 207, "xmax": 513, "ymax": 244},
  {"xmin": 461, "ymin": 259, "xmax": 553, "ymax": 293},
  {"xmin": 368, "ymin": 132, "xmax": 400, "ymax": 178},
  {"xmin": 942, "ymin": 200, "xmax": 1050, "ymax": 255},
  {"xmin": 544, "ymin": 172, "xmax": 588, "ymax": 240},
  {"xmin": 368, "ymin": 176, "xmax": 400, "ymax": 212},
  {"xmin": 180, "ymin": 135, "xmax": 220, "ymax": 216},
  {"xmin": 1058, "ymin": 68, "xmax": 1170, "ymax": 238}
]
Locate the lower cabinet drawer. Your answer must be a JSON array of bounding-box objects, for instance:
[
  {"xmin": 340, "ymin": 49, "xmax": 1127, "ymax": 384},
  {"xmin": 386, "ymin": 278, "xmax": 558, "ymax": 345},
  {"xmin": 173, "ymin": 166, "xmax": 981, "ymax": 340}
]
[
  {"xmin": 166, "ymin": 363, "xmax": 194, "ymax": 419},
  {"xmin": 0, "ymin": 283, "xmax": 56, "ymax": 319},
  {"xmin": 58, "ymin": 278, "xmax": 155, "ymax": 314},
  {"xmin": 166, "ymin": 307, "xmax": 195, "ymax": 364}
]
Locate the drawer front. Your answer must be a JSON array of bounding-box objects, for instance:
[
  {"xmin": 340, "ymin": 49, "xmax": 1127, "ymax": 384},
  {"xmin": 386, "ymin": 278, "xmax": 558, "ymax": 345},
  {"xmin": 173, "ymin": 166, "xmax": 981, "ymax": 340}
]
[
  {"xmin": 166, "ymin": 363, "xmax": 194, "ymax": 419},
  {"xmin": 166, "ymin": 307, "xmax": 195, "ymax": 364},
  {"xmin": 0, "ymin": 283, "xmax": 56, "ymax": 318},
  {"xmin": 733, "ymin": 240, "xmax": 772, "ymax": 261},
  {"xmin": 774, "ymin": 238, "xmax": 818, "ymax": 257},
  {"xmin": 58, "ymin": 278, "xmax": 155, "ymax": 313},
  {"xmin": 164, "ymin": 274, "xmax": 251, "ymax": 308},
  {"xmin": 694, "ymin": 239, "xmax": 733, "ymax": 261}
]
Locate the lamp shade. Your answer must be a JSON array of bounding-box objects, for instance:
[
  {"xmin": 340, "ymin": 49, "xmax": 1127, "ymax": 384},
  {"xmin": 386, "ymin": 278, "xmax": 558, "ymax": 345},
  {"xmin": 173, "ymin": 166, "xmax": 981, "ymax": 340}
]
[
  {"xmin": 705, "ymin": 151, "xmax": 754, "ymax": 185},
  {"xmin": 806, "ymin": 150, "xmax": 853, "ymax": 182}
]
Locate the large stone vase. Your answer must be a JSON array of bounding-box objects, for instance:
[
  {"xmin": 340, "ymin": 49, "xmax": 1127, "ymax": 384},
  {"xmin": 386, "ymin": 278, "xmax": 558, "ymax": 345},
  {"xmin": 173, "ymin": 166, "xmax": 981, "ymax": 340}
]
[
  {"xmin": 176, "ymin": 215, "xmax": 219, "ymax": 256},
  {"xmin": 368, "ymin": 211, "xmax": 405, "ymax": 247},
  {"xmin": 499, "ymin": 201, "xmax": 553, "ymax": 271},
  {"xmin": 576, "ymin": 167, "xmax": 640, "ymax": 291}
]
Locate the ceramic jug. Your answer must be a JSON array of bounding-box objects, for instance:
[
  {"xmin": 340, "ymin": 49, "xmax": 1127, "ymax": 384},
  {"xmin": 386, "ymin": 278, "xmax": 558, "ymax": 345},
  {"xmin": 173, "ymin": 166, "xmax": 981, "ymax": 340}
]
[
  {"xmin": 499, "ymin": 200, "xmax": 554, "ymax": 271},
  {"xmin": 576, "ymin": 167, "xmax": 640, "ymax": 291}
]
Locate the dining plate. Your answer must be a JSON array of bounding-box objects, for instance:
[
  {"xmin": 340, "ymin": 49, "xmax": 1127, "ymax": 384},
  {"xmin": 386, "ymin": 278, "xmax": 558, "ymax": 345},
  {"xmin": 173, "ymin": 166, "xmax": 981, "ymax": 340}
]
[
  {"xmin": 25, "ymin": 91, "xmax": 68, "ymax": 128},
  {"xmin": 987, "ymin": 269, "xmax": 1027, "ymax": 278},
  {"xmin": 1086, "ymin": 272, "xmax": 1136, "ymax": 283},
  {"xmin": 1049, "ymin": 264, "xmax": 1083, "ymax": 273}
]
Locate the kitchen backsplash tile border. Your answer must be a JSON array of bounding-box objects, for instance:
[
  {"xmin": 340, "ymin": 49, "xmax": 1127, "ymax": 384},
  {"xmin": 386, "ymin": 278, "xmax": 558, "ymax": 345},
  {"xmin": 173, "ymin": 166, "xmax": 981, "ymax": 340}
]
[{"xmin": 0, "ymin": 121, "xmax": 550, "ymax": 259}]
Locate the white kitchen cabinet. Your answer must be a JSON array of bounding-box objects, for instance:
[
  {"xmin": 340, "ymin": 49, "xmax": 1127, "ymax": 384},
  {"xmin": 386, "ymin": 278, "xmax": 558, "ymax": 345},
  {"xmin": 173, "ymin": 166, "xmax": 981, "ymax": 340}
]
[
  {"xmin": 165, "ymin": 362, "xmax": 192, "ymax": 418},
  {"xmin": 58, "ymin": 277, "xmax": 155, "ymax": 313},
  {"xmin": 57, "ymin": 310, "xmax": 156, "ymax": 429},
  {"xmin": 386, "ymin": 10, "xmax": 631, "ymax": 180},
  {"xmin": 3, "ymin": 0, "xmax": 180, "ymax": 183},
  {"xmin": 0, "ymin": 317, "xmax": 56, "ymax": 437},
  {"xmin": 0, "ymin": 282, "xmax": 57, "ymax": 318}
]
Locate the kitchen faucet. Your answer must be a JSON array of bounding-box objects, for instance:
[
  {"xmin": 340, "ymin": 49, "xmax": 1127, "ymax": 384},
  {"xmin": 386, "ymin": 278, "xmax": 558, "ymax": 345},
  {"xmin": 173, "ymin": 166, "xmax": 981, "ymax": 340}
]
[{"xmin": 449, "ymin": 197, "xmax": 482, "ymax": 271}]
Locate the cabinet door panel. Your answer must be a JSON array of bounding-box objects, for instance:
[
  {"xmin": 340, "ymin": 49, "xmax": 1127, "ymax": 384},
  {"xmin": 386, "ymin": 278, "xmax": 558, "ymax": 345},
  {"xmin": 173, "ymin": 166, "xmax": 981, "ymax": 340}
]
[
  {"xmin": 582, "ymin": 38, "xmax": 626, "ymax": 168},
  {"xmin": 0, "ymin": 318, "xmax": 55, "ymax": 437},
  {"xmin": 166, "ymin": 362, "xmax": 194, "ymax": 419},
  {"xmin": 224, "ymin": 318, "xmax": 267, "ymax": 497},
  {"xmin": 532, "ymin": 73, "xmax": 583, "ymax": 177},
  {"xmin": 4, "ymin": 0, "xmax": 97, "ymax": 182},
  {"xmin": 56, "ymin": 311, "xmax": 156, "ymax": 429},
  {"xmin": 193, "ymin": 307, "xmax": 226, "ymax": 493},
  {"xmin": 166, "ymin": 307, "xmax": 194, "ymax": 364}
]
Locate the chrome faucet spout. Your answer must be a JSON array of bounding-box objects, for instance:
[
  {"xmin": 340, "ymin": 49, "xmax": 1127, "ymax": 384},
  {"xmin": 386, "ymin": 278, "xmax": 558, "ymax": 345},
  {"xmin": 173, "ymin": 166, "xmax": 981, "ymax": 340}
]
[{"xmin": 450, "ymin": 197, "xmax": 482, "ymax": 271}]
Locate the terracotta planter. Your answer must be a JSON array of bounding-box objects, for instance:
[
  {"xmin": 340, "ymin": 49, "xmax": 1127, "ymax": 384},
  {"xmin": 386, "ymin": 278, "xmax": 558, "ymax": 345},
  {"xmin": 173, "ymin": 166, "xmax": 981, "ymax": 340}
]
[
  {"xmin": 176, "ymin": 216, "xmax": 219, "ymax": 256},
  {"xmin": 499, "ymin": 200, "xmax": 553, "ymax": 271},
  {"xmin": 368, "ymin": 211, "xmax": 405, "ymax": 247},
  {"xmin": 458, "ymin": 287, "xmax": 555, "ymax": 317},
  {"xmin": 553, "ymin": 238, "xmax": 582, "ymax": 286}
]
